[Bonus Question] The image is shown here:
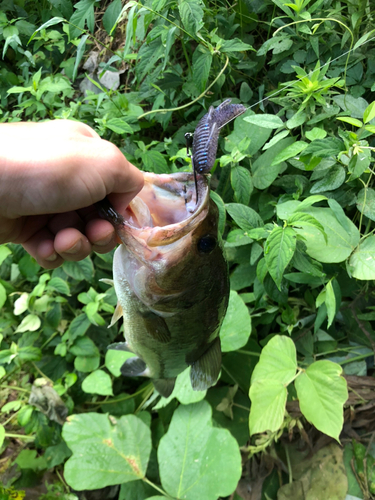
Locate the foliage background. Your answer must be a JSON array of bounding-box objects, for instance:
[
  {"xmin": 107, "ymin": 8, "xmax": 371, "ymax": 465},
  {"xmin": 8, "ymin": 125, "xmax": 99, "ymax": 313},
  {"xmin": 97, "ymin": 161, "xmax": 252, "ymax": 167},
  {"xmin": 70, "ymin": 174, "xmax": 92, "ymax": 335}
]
[{"xmin": 1, "ymin": 0, "xmax": 375, "ymax": 498}]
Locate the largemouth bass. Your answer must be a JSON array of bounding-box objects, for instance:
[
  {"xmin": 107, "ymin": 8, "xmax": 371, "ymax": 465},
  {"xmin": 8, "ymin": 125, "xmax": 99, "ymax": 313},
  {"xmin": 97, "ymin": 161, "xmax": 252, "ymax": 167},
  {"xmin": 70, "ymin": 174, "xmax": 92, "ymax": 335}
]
[{"xmin": 99, "ymin": 171, "xmax": 229, "ymax": 397}]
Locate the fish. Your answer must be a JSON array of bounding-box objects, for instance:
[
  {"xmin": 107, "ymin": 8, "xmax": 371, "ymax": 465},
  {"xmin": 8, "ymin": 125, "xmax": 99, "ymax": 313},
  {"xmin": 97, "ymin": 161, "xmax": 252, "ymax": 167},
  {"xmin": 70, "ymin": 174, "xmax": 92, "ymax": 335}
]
[
  {"xmin": 98, "ymin": 171, "xmax": 229, "ymax": 397},
  {"xmin": 191, "ymin": 99, "xmax": 246, "ymax": 174}
]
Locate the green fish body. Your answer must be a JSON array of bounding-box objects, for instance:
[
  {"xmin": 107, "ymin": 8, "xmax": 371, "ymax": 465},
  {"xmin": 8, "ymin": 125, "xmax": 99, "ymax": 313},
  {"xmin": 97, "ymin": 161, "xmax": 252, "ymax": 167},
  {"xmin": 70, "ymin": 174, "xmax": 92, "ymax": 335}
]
[{"xmin": 101, "ymin": 172, "xmax": 229, "ymax": 397}]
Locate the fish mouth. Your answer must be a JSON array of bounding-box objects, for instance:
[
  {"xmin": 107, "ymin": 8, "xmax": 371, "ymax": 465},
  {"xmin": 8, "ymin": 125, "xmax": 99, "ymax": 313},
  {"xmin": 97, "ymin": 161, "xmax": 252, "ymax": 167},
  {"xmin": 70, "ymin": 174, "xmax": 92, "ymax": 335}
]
[{"xmin": 117, "ymin": 172, "xmax": 210, "ymax": 250}]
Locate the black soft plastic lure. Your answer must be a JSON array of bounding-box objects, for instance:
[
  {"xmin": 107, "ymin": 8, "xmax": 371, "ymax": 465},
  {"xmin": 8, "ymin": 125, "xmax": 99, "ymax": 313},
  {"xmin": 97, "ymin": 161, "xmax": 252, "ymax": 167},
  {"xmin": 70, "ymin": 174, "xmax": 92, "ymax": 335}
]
[{"xmin": 189, "ymin": 99, "xmax": 246, "ymax": 175}]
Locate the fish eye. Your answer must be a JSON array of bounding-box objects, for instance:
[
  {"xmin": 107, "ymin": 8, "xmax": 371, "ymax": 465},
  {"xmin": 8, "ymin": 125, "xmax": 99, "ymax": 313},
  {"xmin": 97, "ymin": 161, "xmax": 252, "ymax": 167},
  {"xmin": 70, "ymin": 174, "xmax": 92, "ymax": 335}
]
[{"xmin": 198, "ymin": 235, "xmax": 217, "ymax": 254}]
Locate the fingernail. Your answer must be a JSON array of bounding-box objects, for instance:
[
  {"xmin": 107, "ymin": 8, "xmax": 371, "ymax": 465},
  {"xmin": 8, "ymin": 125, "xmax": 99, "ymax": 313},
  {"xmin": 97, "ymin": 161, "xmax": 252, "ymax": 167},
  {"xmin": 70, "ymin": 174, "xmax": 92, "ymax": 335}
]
[
  {"xmin": 65, "ymin": 240, "xmax": 82, "ymax": 254},
  {"xmin": 95, "ymin": 233, "xmax": 113, "ymax": 247},
  {"xmin": 45, "ymin": 253, "xmax": 58, "ymax": 262}
]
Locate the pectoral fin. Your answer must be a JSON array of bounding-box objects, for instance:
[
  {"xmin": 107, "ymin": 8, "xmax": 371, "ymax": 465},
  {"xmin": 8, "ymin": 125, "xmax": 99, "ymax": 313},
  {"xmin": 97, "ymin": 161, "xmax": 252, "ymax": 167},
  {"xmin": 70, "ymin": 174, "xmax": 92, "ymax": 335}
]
[
  {"xmin": 153, "ymin": 378, "xmax": 176, "ymax": 398},
  {"xmin": 109, "ymin": 302, "xmax": 123, "ymax": 327},
  {"xmin": 120, "ymin": 357, "xmax": 149, "ymax": 377},
  {"xmin": 190, "ymin": 337, "xmax": 221, "ymax": 391}
]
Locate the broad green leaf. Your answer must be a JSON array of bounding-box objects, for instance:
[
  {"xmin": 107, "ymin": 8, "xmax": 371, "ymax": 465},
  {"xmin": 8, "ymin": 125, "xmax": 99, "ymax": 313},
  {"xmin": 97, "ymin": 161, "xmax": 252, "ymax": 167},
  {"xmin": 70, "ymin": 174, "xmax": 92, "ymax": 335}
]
[
  {"xmin": 357, "ymin": 188, "xmax": 375, "ymax": 221},
  {"xmin": 105, "ymin": 350, "xmax": 136, "ymax": 377},
  {"xmin": 178, "ymin": 0, "xmax": 204, "ymax": 34},
  {"xmin": 47, "ymin": 277, "xmax": 70, "ymax": 295},
  {"xmin": 328, "ymin": 199, "xmax": 351, "ymax": 233},
  {"xmin": 137, "ymin": 38, "xmax": 164, "ymax": 80},
  {"xmin": 63, "ymin": 413, "xmax": 151, "ymax": 489},
  {"xmin": 231, "ymin": 166, "xmax": 252, "ymax": 205},
  {"xmin": 270, "ymin": 141, "xmax": 308, "ymax": 166},
  {"xmin": 349, "ymin": 236, "xmax": 375, "ymax": 280},
  {"xmin": 63, "ymin": 257, "xmax": 94, "ymax": 281},
  {"xmin": 305, "ymin": 127, "xmax": 327, "ymax": 140},
  {"xmin": 221, "ymin": 38, "xmax": 253, "ymax": 52},
  {"xmin": 363, "ymin": 101, "xmax": 375, "ymax": 124},
  {"xmin": 262, "ymin": 130, "xmax": 290, "ymax": 150},
  {"xmin": 66, "ymin": 314, "xmax": 91, "ymax": 340},
  {"xmin": 295, "ymin": 361, "xmax": 347, "ymax": 441},
  {"xmin": 82, "ymin": 369, "xmax": 113, "ymax": 396},
  {"xmin": 348, "ymin": 149, "xmax": 371, "ymax": 181},
  {"xmin": 226, "ymin": 203, "xmax": 263, "ymax": 231},
  {"xmin": 225, "ymin": 110, "xmax": 272, "ymax": 156},
  {"xmin": 13, "ymin": 293, "xmax": 29, "ymax": 316},
  {"xmin": 252, "ymin": 137, "xmax": 295, "ymax": 189},
  {"xmin": 141, "ymin": 150, "xmax": 168, "ymax": 174},
  {"xmin": 251, "ymin": 335, "xmax": 297, "ymax": 385},
  {"xmin": 287, "ymin": 212, "xmax": 326, "ymax": 241},
  {"xmin": 244, "ymin": 114, "xmax": 284, "ymax": 129},
  {"xmin": 220, "ymin": 290, "xmax": 251, "ymax": 352},
  {"xmin": 303, "ymin": 137, "xmax": 344, "ymax": 157},
  {"xmin": 105, "ymin": 117, "xmax": 133, "ymax": 134},
  {"xmin": 325, "ymin": 280, "xmax": 336, "ymax": 328},
  {"xmin": 294, "ymin": 207, "xmax": 360, "ymax": 263},
  {"xmin": 249, "ymin": 380, "xmax": 287, "ymax": 435},
  {"xmin": 297, "ymin": 195, "xmax": 327, "ymax": 211},
  {"xmin": 155, "ymin": 366, "xmax": 206, "ymax": 409},
  {"xmin": 333, "ymin": 95, "xmax": 368, "ymax": 119},
  {"xmin": 336, "ymin": 116, "xmax": 363, "ymax": 127},
  {"xmin": 230, "ymin": 263, "xmax": 256, "ymax": 290},
  {"xmin": 286, "ymin": 111, "xmax": 307, "ymax": 129},
  {"xmin": 310, "ymin": 165, "xmax": 345, "ymax": 193},
  {"xmin": 264, "ymin": 226, "xmax": 296, "ymax": 289},
  {"xmin": 225, "ymin": 229, "xmax": 253, "ymax": 248},
  {"xmin": 158, "ymin": 401, "xmax": 241, "ymax": 500},
  {"xmin": 70, "ymin": 337, "xmax": 99, "ymax": 357},
  {"xmin": 192, "ymin": 47, "xmax": 212, "ymax": 92},
  {"xmin": 0, "ymin": 283, "xmax": 6, "ymax": 309},
  {"xmin": 102, "ymin": 0, "xmax": 122, "ymax": 34},
  {"xmin": 0, "ymin": 245, "xmax": 11, "ymax": 266},
  {"xmin": 69, "ymin": 0, "xmax": 97, "ymax": 38},
  {"xmin": 15, "ymin": 314, "xmax": 41, "ymax": 333}
]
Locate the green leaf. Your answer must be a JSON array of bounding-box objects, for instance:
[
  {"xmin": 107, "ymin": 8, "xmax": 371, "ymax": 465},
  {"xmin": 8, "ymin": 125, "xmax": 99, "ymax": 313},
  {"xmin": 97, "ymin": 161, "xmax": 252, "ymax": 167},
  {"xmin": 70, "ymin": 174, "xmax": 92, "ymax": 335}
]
[
  {"xmin": 297, "ymin": 195, "xmax": 327, "ymax": 211},
  {"xmin": 244, "ymin": 114, "xmax": 284, "ymax": 129},
  {"xmin": 66, "ymin": 313, "xmax": 91, "ymax": 340},
  {"xmin": 18, "ymin": 254, "xmax": 40, "ymax": 278},
  {"xmin": 105, "ymin": 349, "xmax": 136, "ymax": 377},
  {"xmin": 349, "ymin": 236, "xmax": 375, "ymax": 280},
  {"xmin": 158, "ymin": 401, "xmax": 241, "ymax": 500},
  {"xmin": 63, "ymin": 413, "xmax": 152, "ymax": 489},
  {"xmin": 105, "ymin": 117, "xmax": 134, "ymax": 135},
  {"xmin": 226, "ymin": 203, "xmax": 263, "ymax": 231},
  {"xmin": 336, "ymin": 116, "xmax": 363, "ymax": 127},
  {"xmin": 178, "ymin": 0, "xmax": 204, "ymax": 34},
  {"xmin": 155, "ymin": 366, "xmax": 207, "ymax": 408},
  {"xmin": 303, "ymin": 137, "xmax": 344, "ymax": 158},
  {"xmin": 325, "ymin": 280, "xmax": 336, "ymax": 328},
  {"xmin": 333, "ymin": 95, "xmax": 368, "ymax": 119},
  {"xmin": 28, "ymin": 16, "xmax": 64, "ymax": 43},
  {"xmin": 72, "ymin": 34, "xmax": 89, "ymax": 82},
  {"xmin": 231, "ymin": 166, "xmax": 252, "ymax": 205},
  {"xmin": 225, "ymin": 110, "xmax": 272, "ymax": 156},
  {"xmin": 294, "ymin": 207, "xmax": 360, "ymax": 263},
  {"xmin": 0, "ymin": 283, "xmax": 6, "ymax": 309},
  {"xmin": 75, "ymin": 354, "xmax": 100, "ymax": 372},
  {"xmin": 253, "ymin": 137, "xmax": 295, "ymax": 189},
  {"xmin": 70, "ymin": 337, "xmax": 99, "ymax": 357},
  {"xmin": 220, "ymin": 290, "xmax": 251, "ymax": 352},
  {"xmin": 295, "ymin": 361, "xmax": 347, "ymax": 441},
  {"xmin": 141, "ymin": 150, "xmax": 168, "ymax": 174},
  {"xmin": 251, "ymin": 335, "xmax": 297, "ymax": 385},
  {"xmin": 262, "ymin": 130, "xmax": 290, "ymax": 150},
  {"xmin": 310, "ymin": 165, "xmax": 345, "ymax": 193},
  {"xmin": 0, "ymin": 245, "xmax": 12, "ymax": 266},
  {"xmin": 327, "ymin": 198, "xmax": 351, "ymax": 233},
  {"xmin": 221, "ymin": 38, "xmax": 253, "ymax": 52},
  {"xmin": 271, "ymin": 141, "xmax": 308, "ymax": 166},
  {"xmin": 0, "ymin": 424, "xmax": 5, "ymax": 448},
  {"xmin": 82, "ymin": 369, "xmax": 113, "ymax": 396},
  {"xmin": 210, "ymin": 191, "xmax": 226, "ymax": 235},
  {"xmin": 348, "ymin": 148, "xmax": 371, "ymax": 181},
  {"xmin": 47, "ymin": 277, "xmax": 70, "ymax": 295},
  {"xmin": 305, "ymin": 127, "xmax": 327, "ymax": 141},
  {"xmin": 249, "ymin": 379, "xmax": 287, "ymax": 435},
  {"xmin": 192, "ymin": 47, "xmax": 212, "ymax": 92},
  {"xmin": 264, "ymin": 226, "xmax": 296, "ymax": 289},
  {"xmin": 102, "ymin": 0, "xmax": 122, "ymax": 34},
  {"xmin": 363, "ymin": 101, "xmax": 375, "ymax": 124},
  {"xmin": 286, "ymin": 111, "xmax": 307, "ymax": 129},
  {"xmin": 15, "ymin": 314, "xmax": 41, "ymax": 333},
  {"xmin": 287, "ymin": 212, "xmax": 327, "ymax": 241},
  {"xmin": 69, "ymin": 0, "xmax": 97, "ymax": 38},
  {"xmin": 63, "ymin": 257, "xmax": 94, "ymax": 281}
]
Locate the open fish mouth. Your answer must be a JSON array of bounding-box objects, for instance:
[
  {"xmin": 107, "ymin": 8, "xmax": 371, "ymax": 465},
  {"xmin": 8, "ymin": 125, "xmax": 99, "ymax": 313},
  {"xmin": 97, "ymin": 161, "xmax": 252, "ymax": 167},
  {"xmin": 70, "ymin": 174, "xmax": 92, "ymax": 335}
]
[{"xmin": 111, "ymin": 172, "xmax": 211, "ymax": 258}]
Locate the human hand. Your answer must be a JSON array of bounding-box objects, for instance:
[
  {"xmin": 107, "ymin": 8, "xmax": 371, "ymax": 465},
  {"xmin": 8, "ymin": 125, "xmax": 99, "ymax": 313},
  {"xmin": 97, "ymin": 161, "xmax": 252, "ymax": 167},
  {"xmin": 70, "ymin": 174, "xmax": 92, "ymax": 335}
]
[{"xmin": 0, "ymin": 120, "xmax": 144, "ymax": 269}]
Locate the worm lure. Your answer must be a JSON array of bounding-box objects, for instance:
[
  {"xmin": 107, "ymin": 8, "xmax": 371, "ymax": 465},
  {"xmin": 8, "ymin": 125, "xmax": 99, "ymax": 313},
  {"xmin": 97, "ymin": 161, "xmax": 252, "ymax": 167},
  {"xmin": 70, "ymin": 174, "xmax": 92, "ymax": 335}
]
[{"xmin": 186, "ymin": 99, "xmax": 246, "ymax": 175}]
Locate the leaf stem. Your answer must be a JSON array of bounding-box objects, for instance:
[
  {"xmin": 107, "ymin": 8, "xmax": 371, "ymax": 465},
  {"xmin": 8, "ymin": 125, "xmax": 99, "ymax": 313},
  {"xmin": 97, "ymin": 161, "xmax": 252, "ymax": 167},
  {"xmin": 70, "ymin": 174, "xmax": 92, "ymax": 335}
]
[
  {"xmin": 237, "ymin": 349, "xmax": 261, "ymax": 357},
  {"xmin": 142, "ymin": 477, "xmax": 175, "ymax": 499},
  {"xmin": 4, "ymin": 433, "xmax": 34, "ymax": 440},
  {"xmin": 0, "ymin": 384, "xmax": 30, "ymax": 393}
]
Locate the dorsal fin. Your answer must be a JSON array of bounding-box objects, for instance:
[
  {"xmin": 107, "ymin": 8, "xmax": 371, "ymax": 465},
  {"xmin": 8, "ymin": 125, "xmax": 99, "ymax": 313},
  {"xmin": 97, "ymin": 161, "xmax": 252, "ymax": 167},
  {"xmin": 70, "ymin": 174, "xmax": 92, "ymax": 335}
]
[
  {"xmin": 109, "ymin": 302, "xmax": 123, "ymax": 328},
  {"xmin": 153, "ymin": 378, "xmax": 176, "ymax": 398},
  {"xmin": 120, "ymin": 357, "xmax": 149, "ymax": 377},
  {"xmin": 190, "ymin": 337, "xmax": 221, "ymax": 391}
]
